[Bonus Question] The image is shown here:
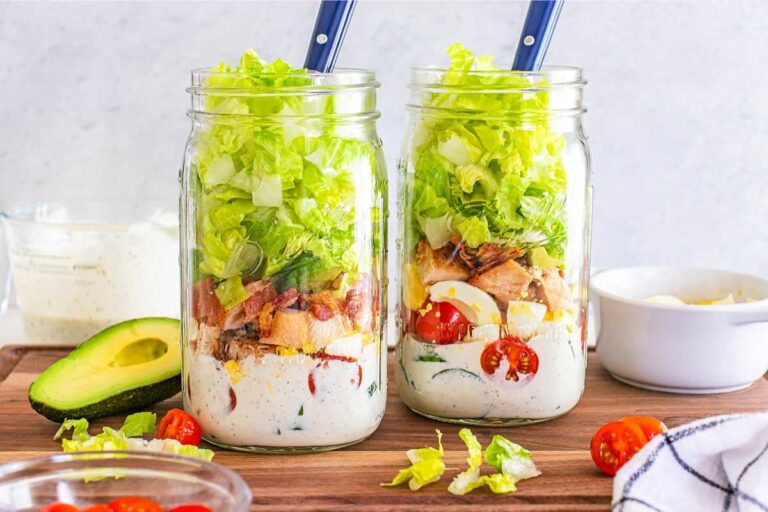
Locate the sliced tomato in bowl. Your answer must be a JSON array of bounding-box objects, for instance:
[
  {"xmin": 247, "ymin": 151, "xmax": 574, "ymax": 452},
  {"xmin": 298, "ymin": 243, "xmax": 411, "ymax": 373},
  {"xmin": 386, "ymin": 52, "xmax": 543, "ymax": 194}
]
[
  {"xmin": 40, "ymin": 504, "xmax": 80, "ymax": 512},
  {"xmin": 107, "ymin": 497, "xmax": 164, "ymax": 512}
]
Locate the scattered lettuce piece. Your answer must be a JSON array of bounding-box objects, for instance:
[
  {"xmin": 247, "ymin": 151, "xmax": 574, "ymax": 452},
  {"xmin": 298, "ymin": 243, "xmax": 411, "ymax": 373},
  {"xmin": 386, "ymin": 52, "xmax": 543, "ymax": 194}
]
[
  {"xmin": 381, "ymin": 430, "xmax": 445, "ymax": 491},
  {"xmin": 448, "ymin": 428, "xmax": 517, "ymax": 495},
  {"xmin": 53, "ymin": 413, "xmax": 214, "ymax": 462},
  {"xmin": 485, "ymin": 435, "xmax": 541, "ymax": 482}
]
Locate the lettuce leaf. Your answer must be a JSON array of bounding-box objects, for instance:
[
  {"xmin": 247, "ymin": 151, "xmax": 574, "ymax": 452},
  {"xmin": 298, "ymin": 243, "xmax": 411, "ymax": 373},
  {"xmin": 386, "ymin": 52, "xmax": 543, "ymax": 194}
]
[
  {"xmin": 485, "ymin": 435, "xmax": 541, "ymax": 482},
  {"xmin": 448, "ymin": 428, "xmax": 517, "ymax": 495},
  {"xmin": 381, "ymin": 430, "xmax": 445, "ymax": 491},
  {"xmin": 408, "ymin": 43, "xmax": 568, "ymax": 259},
  {"xmin": 118, "ymin": 412, "xmax": 157, "ymax": 437}
]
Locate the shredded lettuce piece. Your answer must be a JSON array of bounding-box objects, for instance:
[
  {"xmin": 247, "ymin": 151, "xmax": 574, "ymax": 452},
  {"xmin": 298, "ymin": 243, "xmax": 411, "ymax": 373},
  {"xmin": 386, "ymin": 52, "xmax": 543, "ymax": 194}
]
[
  {"xmin": 448, "ymin": 428, "xmax": 517, "ymax": 495},
  {"xmin": 118, "ymin": 412, "xmax": 156, "ymax": 437},
  {"xmin": 381, "ymin": 430, "xmax": 445, "ymax": 491},
  {"xmin": 53, "ymin": 413, "xmax": 214, "ymax": 462},
  {"xmin": 407, "ymin": 43, "xmax": 568, "ymax": 260},
  {"xmin": 485, "ymin": 435, "xmax": 541, "ymax": 482}
]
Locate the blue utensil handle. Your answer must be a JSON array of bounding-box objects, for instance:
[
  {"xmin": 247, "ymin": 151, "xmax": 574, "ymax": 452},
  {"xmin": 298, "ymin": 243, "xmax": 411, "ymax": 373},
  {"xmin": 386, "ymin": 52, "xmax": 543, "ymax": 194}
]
[
  {"xmin": 512, "ymin": 0, "xmax": 564, "ymax": 71},
  {"xmin": 304, "ymin": 0, "xmax": 357, "ymax": 72}
]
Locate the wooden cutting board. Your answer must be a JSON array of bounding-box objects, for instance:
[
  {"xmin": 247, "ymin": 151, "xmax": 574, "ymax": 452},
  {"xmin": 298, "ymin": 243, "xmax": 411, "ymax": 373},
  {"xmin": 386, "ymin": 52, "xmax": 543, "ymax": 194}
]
[{"xmin": 0, "ymin": 346, "xmax": 765, "ymax": 511}]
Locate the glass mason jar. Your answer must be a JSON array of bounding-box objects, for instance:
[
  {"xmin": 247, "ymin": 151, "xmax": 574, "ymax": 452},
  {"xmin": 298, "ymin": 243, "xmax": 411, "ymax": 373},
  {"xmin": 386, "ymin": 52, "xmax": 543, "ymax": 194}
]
[
  {"xmin": 180, "ymin": 67, "xmax": 387, "ymax": 452},
  {"xmin": 396, "ymin": 66, "xmax": 591, "ymax": 426}
]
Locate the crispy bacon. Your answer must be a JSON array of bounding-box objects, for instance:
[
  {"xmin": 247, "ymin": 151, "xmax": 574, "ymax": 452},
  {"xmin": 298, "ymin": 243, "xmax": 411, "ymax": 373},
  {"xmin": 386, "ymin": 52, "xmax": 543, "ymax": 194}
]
[
  {"xmin": 307, "ymin": 290, "xmax": 345, "ymax": 321},
  {"xmin": 191, "ymin": 278, "xmax": 224, "ymax": 326},
  {"xmin": 242, "ymin": 280, "xmax": 277, "ymax": 320},
  {"xmin": 276, "ymin": 288, "xmax": 300, "ymax": 308}
]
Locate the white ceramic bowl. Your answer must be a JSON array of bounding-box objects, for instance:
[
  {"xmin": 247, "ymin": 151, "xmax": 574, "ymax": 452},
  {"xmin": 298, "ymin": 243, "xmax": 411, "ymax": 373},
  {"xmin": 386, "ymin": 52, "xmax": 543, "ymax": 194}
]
[{"xmin": 591, "ymin": 266, "xmax": 768, "ymax": 394}]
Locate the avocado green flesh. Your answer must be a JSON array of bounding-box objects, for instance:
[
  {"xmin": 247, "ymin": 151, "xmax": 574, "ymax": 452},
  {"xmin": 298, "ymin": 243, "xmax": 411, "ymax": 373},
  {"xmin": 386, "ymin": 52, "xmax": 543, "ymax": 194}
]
[{"xmin": 28, "ymin": 317, "xmax": 182, "ymax": 422}]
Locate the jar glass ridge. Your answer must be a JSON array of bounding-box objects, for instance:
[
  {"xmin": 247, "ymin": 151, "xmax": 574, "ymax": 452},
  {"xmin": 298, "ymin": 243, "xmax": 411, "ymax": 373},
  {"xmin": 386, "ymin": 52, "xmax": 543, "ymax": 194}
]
[
  {"xmin": 396, "ymin": 66, "xmax": 590, "ymax": 426},
  {"xmin": 181, "ymin": 68, "xmax": 387, "ymax": 452}
]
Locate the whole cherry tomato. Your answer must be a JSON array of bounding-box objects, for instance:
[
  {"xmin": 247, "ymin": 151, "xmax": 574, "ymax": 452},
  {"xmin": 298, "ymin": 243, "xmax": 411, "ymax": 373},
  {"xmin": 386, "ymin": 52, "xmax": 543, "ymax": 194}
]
[
  {"xmin": 480, "ymin": 336, "xmax": 539, "ymax": 386},
  {"xmin": 107, "ymin": 497, "xmax": 163, "ymax": 512},
  {"xmin": 590, "ymin": 420, "xmax": 649, "ymax": 476},
  {"xmin": 621, "ymin": 416, "xmax": 667, "ymax": 441},
  {"xmin": 168, "ymin": 506, "xmax": 214, "ymax": 512},
  {"xmin": 40, "ymin": 504, "xmax": 80, "ymax": 512},
  {"xmin": 156, "ymin": 409, "xmax": 202, "ymax": 446},
  {"xmin": 82, "ymin": 507, "xmax": 111, "ymax": 512},
  {"xmin": 414, "ymin": 300, "xmax": 470, "ymax": 344}
]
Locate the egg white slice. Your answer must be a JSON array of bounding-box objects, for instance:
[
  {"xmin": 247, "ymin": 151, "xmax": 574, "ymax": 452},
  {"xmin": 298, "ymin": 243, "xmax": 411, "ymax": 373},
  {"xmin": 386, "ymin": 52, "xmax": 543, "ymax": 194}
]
[
  {"xmin": 429, "ymin": 280, "xmax": 502, "ymax": 325},
  {"xmin": 507, "ymin": 301, "xmax": 547, "ymax": 339}
]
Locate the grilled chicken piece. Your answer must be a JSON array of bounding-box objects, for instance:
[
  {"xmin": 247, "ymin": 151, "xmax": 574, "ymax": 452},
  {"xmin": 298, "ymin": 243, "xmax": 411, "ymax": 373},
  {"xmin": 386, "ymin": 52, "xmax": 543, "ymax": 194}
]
[
  {"xmin": 259, "ymin": 308, "xmax": 311, "ymax": 349},
  {"xmin": 416, "ymin": 239, "xmax": 470, "ymax": 285},
  {"xmin": 474, "ymin": 245, "xmax": 525, "ymax": 275},
  {"xmin": 538, "ymin": 269, "xmax": 572, "ymax": 311},
  {"xmin": 308, "ymin": 314, "xmax": 353, "ymax": 348},
  {"xmin": 193, "ymin": 323, "xmax": 222, "ymax": 355},
  {"xmin": 468, "ymin": 259, "xmax": 533, "ymax": 303}
]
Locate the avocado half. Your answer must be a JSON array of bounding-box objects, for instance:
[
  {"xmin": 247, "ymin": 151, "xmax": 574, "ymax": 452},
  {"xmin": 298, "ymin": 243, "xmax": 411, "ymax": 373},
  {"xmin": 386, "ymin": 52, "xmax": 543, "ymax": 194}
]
[{"xmin": 29, "ymin": 317, "xmax": 182, "ymax": 422}]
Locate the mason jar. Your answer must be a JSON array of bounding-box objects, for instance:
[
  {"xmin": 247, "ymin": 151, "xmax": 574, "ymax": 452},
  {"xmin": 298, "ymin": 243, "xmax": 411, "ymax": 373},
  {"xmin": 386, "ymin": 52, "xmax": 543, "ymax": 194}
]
[
  {"xmin": 180, "ymin": 66, "xmax": 387, "ymax": 452},
  {"xmin": 396, "ymin": 65, "xmax": 590, "ymax": 426}
]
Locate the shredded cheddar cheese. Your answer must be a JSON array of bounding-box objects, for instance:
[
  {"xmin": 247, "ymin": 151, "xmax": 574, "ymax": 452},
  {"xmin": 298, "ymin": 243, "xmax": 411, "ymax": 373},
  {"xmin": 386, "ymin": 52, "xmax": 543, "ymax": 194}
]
[{"xmin": 223, "ymin": 360, "xmax": 243, "ymax": 384}]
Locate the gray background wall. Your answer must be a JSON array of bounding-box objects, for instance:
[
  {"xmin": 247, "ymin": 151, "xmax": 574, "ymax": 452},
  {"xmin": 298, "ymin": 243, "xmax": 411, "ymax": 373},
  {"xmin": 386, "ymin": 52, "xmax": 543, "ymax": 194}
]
[{"xmin": 1, "ymin": 0, "xmax": 767, "ymax": 275}]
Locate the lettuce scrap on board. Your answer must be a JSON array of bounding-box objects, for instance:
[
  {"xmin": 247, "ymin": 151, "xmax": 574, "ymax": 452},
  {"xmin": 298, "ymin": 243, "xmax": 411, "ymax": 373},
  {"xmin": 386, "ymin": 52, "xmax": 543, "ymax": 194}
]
[
  {"xmin": 407, "ymin": 43, "xmax": 568, "ymax": 261},
  {"xmin": 380, "ymin": 429, "xmax": 446, "ymax": 491},
  {"xmin": 193, "ymin": 49, "xmax": 378, "ymax": 308},
  {"xmin": 54, "ymin": 412, "xmax": 214, "ymax": 462}
]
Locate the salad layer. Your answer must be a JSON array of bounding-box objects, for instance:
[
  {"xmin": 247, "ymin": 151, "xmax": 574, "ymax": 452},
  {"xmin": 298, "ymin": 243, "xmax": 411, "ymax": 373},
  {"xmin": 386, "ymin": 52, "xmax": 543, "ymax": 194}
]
[{"xmin": 183, "ymin": 50, "xmax": 385, "ymax": 448}]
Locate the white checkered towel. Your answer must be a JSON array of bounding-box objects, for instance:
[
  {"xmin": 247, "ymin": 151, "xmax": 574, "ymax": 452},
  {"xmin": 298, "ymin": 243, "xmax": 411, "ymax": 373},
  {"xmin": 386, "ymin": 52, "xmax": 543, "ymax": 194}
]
[{"xmin": 613, "ymin": 412, "xmax": 768, "ymax": 511}]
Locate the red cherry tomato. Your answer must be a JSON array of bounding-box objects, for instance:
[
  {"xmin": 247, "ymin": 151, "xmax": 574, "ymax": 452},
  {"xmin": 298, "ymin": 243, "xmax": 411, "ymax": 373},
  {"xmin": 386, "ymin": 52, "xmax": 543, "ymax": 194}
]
[
  {"xmin": 414, "ymin": 300, "xmax": 470, "ymax": 344},
  {"xmin": 308, "ymin": 360, "xmax": 362, "ymax": 396},
  {"xmin": 82, "ymin": 507, "xmax": 111, "ymax": 512},
  {"xmin": 168, "ymin": 506, "xmax": 214, "ymax": 512},
  {"xmin": 40, "ymin": 504, "xmax": 80, "ymax": 512},
  {"xmin": 480, "ymin": 336, "xmax": 539, "ymax": 386},
  {"xmin": 621, "ymin": 416, "xmax": 667, "ymax": 441},
  {"xmin": 156, "ymin": 409, "xmax": 202, "ymax": 446},
  {"xmin": 107, "ymin": 497, "xmax": 163, "ymax": 512},
  {"xmin": 590, "ymin": 420, "xmax": 650, "ymax": 476}
]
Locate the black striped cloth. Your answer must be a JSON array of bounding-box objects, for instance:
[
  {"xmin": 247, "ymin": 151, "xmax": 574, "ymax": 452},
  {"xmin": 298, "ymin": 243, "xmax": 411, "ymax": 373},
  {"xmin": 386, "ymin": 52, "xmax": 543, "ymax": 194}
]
[{"xmin": 613, "ymin": 412, "xmax": 768, "ymax": 511}]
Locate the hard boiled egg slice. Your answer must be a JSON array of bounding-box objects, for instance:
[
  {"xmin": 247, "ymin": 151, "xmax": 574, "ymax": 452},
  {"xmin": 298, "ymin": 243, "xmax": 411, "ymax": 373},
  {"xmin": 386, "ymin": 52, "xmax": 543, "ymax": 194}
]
[
  {"xmin": 324, "ymin": 333, "xmax": 363, "ymax": 358},
  {"xmin": 465, "ymin": 324, "xmax": 502, "ymax": 343},
  {"xmin": 507, "ymin": 301, "xmax": 547, "ymax": 339},
  {"xmin": 429, "ymin": 281, "xmax": 502, "ymax": 325},
  {"xmin": 646, "ymin": 295, "xmax": 686, "ymax": 305}
]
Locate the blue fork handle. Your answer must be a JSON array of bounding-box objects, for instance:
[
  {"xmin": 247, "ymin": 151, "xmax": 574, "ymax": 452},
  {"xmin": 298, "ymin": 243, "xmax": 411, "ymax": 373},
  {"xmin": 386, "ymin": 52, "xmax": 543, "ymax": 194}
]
[
  {"xmin": 304, "ymin": 0, "xmax": 357, "ymax": 72},
  {"xmin": 512, "ymin": 0, "xmax": 565, "ymax": 71}
]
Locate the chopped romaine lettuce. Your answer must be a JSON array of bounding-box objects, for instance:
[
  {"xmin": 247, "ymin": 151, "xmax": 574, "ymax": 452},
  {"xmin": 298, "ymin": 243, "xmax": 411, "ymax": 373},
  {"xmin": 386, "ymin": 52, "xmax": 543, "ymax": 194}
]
[
  {"xmin": 448, "ymin": 428, "xmax": 517, "ymax": 495},
  {"xmin": 485, "ymin": 434, "xmax": 541, "ymax": 482},
  {"xmin": 408, "ymin": 43, "xmax": 568, "ymax": 260},
  {"xmin": 381, "ymin": 430, "xmax": 445, "ymax": 491},
  {"xmin": 193, "ymin": 49, "xmax": 380, "ymax": 302},
  {"xmin": 53, "ymin": 413, "xmax": 214, "ymax": 462}
]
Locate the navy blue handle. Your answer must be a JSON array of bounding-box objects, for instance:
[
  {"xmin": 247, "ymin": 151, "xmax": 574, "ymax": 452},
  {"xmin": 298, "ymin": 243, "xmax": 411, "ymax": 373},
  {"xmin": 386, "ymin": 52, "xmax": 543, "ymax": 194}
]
[
  {"xmin": 304, "ymin": 0, "xmax": 357, "ymax": 72},
  {"xmin": 512, "ymin": 0, "xmax": 564, "ymax": 71}
]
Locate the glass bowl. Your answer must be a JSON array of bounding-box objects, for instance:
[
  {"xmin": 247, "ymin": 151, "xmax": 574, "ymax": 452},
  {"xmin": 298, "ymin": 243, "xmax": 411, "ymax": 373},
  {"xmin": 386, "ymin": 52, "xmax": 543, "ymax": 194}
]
[{"xmin": 0, "ymin": 451, "xmax": 251, "ymax": 511}]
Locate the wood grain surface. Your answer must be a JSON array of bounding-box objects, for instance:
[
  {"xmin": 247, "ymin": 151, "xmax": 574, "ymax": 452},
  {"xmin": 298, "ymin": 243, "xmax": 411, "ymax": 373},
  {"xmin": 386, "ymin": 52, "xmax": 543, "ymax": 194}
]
[{"xmin": 0, "ymin": 346, "xmax": 766, "ymax": 511}]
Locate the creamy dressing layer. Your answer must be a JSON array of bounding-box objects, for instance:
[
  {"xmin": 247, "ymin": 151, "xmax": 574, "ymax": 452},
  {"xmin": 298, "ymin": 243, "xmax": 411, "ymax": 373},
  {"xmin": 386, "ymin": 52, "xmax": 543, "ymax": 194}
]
[
  {"xmin": 396, "ymin": 324, "xmax": 584, "ymax": 420},
  {"xmin": 185, "ymin": 341, "xmax": 386, "ymax": 448}
]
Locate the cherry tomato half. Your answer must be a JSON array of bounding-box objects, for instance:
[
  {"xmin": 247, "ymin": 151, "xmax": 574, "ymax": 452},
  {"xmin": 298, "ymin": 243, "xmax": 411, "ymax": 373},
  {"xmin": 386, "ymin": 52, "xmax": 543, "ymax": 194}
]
[
  {"xmin": 107, "ymin": 497, "xmax": 163, "ymax": 512},
  {"xmin": 480, "ymin": 336, "xmax": 539, "ymax": 387},
  {"xmin": 156, "ymin": 409, "xmax": 202, "ymax": 446},
  {"xmin": 168, "ymin": 506, "xmax": 214, "ymax": 512},
  {"xmin": 308, "ymin": 360, "xmax": 362, "ymax": 396},
  {"xmin": 621, "ymin": 416, "xmax": 667, "ymax": 441},
  {"xmin": 82, "ymin": 507, "xmax": 111, "ymax": 512},
  {"xmin": 40, "ymin": 504, "xmax": 80, "ymax": 512},
  {"xmin": 414, "ymin": 300, "xmax": 470, "ymax": 344},
  {"xmin": 590, "ymin": 420, "xmax": 649, "ymax": 476}
]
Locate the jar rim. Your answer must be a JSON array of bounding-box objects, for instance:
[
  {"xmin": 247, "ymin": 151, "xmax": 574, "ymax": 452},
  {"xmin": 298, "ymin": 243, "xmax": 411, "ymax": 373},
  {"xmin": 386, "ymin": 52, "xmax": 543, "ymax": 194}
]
[{"xmin": 188, "ymin": 67, "xmax": 379, "ymax": 96}]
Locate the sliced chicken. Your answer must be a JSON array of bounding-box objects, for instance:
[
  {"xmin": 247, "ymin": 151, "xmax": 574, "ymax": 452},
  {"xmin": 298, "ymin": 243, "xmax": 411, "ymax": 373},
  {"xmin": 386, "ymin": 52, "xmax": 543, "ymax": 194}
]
[
  {"xmin": 308, "ymin": 314, "xmax": 353, "ymax": 348},
  {"xmin": 468, "ymin": 259, "xmax": 533, "ymax": 304},
  {"xmin": 538, "ymin": 269, "xmax": 572, "ymax": 311},
  {"xmin": 193, "ymin": 323, "xmax": 222, "ymax": 356},
  {"xmin": 259, "ymin": 308, "xmax": 311, "ymax": 349},
  {"xmin": 416, "ymin": 239, "xmax": 470, "ymax": 285}
]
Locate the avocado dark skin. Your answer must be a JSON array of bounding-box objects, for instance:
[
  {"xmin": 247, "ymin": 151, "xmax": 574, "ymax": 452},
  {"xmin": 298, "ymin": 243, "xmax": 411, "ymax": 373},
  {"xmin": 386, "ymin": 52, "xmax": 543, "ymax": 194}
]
[{"xmin": 29, "ymin": 375, "xmax": 181, "ymax": 423}]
